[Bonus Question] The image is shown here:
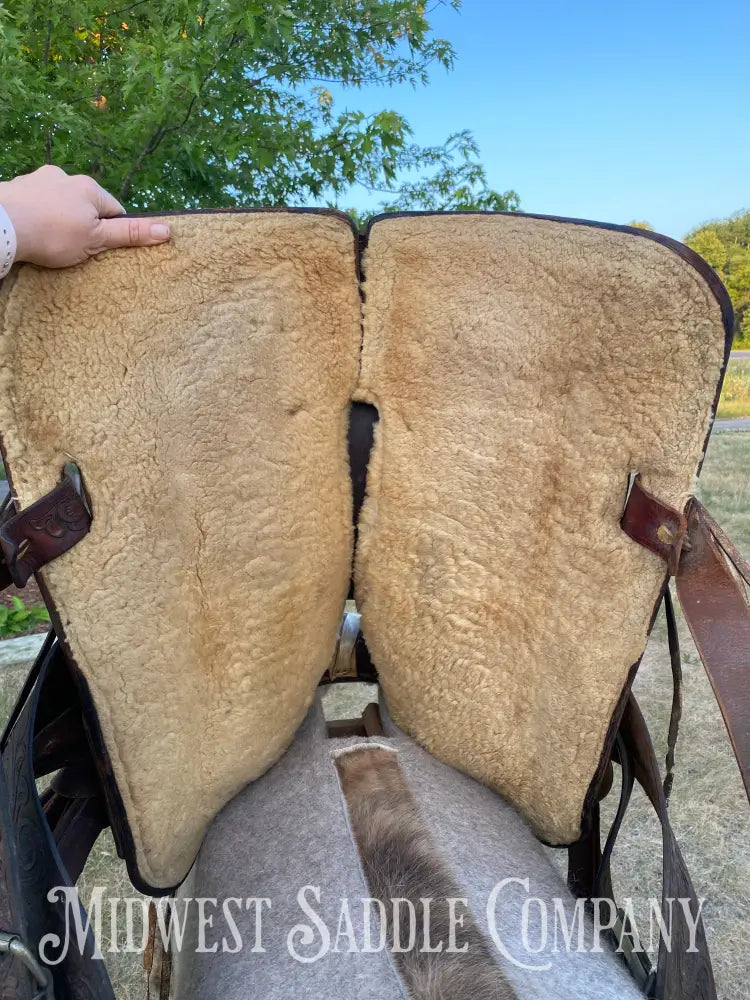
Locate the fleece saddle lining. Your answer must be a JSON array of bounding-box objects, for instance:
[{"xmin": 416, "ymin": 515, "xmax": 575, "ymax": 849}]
[
  {"xmin": 0, "ymin": 212, "xmax": 362, "ymax": 889},
  {"xmin": 0, "ymin": 211, "xmax": 729, "ymax": 889},
  {"xmin": 355, "ymin": 214, "xmax": 727, "ymax": 845}
]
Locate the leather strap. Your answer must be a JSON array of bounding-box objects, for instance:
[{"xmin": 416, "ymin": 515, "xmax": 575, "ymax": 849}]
[
  {"xmin": 326, "ymin": 703, "xmax": 384, "ymax": 739},
  {"xmin": 621, "ymin": 477, "xmax": 750, "ymax": 801},
  {"xmin": 567, "ymin": 756, "xmax": 613, "ymax": 898},
  {"xmin": 662, "ymin": 586, "xmax": 683, "ymax": 802},
  {"xmin": 676, "ymin": 501, "xmax": 750, "ymax": 798},
  {"xmin": 620, "ymin": 696, "xmax": 716, "ymax": 1000},
  {"xmin": 40, "ymin": 769, "xmax": 109, "ymax": 886},
  {"xmin": 0, "ymin": 464, "xmax": 92, "ymax": 589},
  {"xmin": 621, "ymin": 476, "xmax": 688, "ymax": 575},
  {"xmin": 567, "ymin": 800, "xmax": 604, "ymax": 900},
  {"xmin": 0, "ymin": 634, "xmax": 114, "ymax": 999},
  {"xmin": 569, "ymin": 696, "xmax": 716, "ymax": 999}
]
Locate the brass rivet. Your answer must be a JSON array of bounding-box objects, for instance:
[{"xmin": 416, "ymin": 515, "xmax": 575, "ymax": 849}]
[{"xmin": 657, "ymin": 524, "xmax": 675, "ymax": 546}]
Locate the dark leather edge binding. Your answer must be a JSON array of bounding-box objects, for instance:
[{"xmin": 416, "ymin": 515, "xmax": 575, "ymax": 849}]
[
  {"xmin": 33, "ymin": 572, "xmax": 175, "ymax": 897},
  {"xmin": 363, "ymin": 209, "xmax": 734, "ymax": 349},
  {"xmin": 363, "ymin": 209, "xmax": 735, "ymax": 470}
]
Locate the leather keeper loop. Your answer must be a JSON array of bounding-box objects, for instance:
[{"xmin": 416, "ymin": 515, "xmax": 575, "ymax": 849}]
[
  {"xmin": 0, "ymin": 464, "xmax": 92, "ymax": 588},
  {"xmin": 620, "ymin": 476, "xmax": 688, "ymax": 576}
]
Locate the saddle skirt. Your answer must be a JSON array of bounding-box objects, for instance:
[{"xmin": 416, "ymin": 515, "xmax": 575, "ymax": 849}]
[{"xmin": 0, "ymin": 211, "xmax": 730, "ymax": 890}]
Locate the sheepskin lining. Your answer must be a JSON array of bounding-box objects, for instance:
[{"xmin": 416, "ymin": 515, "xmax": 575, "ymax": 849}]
[
  {"xmin": 355, "ymin": 214, "xmax": 727, "ymax": 845},
  {"xmin": 0, "ymin": 211, "xmax": 361, "ymax": 888},
  {"xmin": 0, "ymin": 210, "xmax": 728, "ymax": 886}
]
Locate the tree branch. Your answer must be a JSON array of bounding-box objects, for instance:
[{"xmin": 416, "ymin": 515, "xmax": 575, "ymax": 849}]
[
  {"xmin": 101, "ymin": 0, "xmax": 153, "ymax": 21},
  {"xmin": 118, "ymin": 125, "xmax": 166, "ymax": 201},
  {"xmin": 43, "ymin": 17, "xmax": 52, "ymax": 163},
  {"xmin": 118, "ymin": 31, "xmax": 243, "ymax": 202}
]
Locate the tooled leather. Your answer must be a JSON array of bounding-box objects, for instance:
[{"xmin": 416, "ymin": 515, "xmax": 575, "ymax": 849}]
[
  {"xmin": 0, "ymin": 475, "xmax": 91, "ymax": 588},
  {"xmin": 1, "ymin": 641, "xmax": 115, "ymax": 999},
  {"xmin": 0, "ymin": 755, "xmax": 33, "ymax": 1000}
]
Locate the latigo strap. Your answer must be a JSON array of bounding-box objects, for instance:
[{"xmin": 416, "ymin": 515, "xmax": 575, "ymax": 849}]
[
  {"xmin": 622, "ymin": 476, "xmax": 750, "ymax": 801},
  {"xmin": 566, "ymin": 475, "xmax": 750, "ymax": 1000}
]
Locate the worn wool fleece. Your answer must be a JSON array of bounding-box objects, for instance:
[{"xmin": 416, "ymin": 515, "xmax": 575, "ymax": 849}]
[
  {"xmin": 355, "ymin": 214, "xmax": 727, "ymax": 845},
  {"xmin": 0, "ymin": 211, "xmax": 361, "ymax": 888},
  {"xmin": 0, "ymin": 210, "xmax": 728, "ymax": 888}
]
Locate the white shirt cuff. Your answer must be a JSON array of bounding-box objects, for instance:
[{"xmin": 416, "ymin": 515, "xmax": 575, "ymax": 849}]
[{"xmin": 0, "ymin": 205, "xmax": 18, "ymax": 279}]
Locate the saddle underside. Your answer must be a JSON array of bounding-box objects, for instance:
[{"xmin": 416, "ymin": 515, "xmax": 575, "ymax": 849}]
[{"xmin": 0, "ymin": 211, "xmax": 728, "ymax": 889}]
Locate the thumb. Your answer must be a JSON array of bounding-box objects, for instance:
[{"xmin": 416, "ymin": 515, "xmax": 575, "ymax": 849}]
[{"xmin": 93, "ymin": 217, "xmax": 170, "ymax": 252}]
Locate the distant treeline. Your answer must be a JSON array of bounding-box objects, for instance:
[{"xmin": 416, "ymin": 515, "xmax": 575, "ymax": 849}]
[{"xmin": 685, "ymin": 213, "xmax": 750, "ymax": 346}]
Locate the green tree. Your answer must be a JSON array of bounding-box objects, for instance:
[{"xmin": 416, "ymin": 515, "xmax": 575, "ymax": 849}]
[
  {"xmin": 0, "ymin": 1, "xmax": 518, "ymax": 216},
  {"xmin": 686, "ymin": 228, "xmax": 728, "ymax": 270},
  {"xmin": 686, "ymin": 212, "xmax": 750, "ymax": 346},
  {"xmin": 628, "ymin": 220, "xmax": 653, "ymax": 230}
]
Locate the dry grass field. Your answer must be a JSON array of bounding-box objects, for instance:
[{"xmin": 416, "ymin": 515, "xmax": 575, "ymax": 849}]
[{"xmin": 717, "ymin": 359, "xmax": 750, "ymax": 419}]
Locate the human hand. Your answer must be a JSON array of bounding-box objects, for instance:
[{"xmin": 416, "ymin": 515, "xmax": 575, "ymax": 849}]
[{"xmin": 0, "ymin": 165, "xmax": 170, "ymax": 268}]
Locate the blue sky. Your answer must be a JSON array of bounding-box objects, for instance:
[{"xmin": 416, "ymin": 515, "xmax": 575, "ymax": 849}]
[{"xmin": 340, "ymin": 0, "xmax": 749, "ymax": 238}]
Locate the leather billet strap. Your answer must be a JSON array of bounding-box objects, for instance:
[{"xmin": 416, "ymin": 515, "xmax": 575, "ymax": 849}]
[
  {"xmin": 676, "ymin": 502, "xmax": 750, "ymax": 797},
  {"xmin": 0, "ymin": 464, "xmax": 92, "ymax": 590},
  {"xmin": 621, "ymin": 479, "xmax": 750, "ymax": 798},
  {"xmin": 569, "ymin": 697, "xmax": 716, "ymax": 1000},
  {"xmin": 621, "ymin": 476, "xmax": 750, "ymax": 802},
  {"xmin": 326, "ymin": 703, "xmax": 384, "ymax": 739},
  {"xmin": 620, "ymin": 696, "xmax": 717, "ymax": 1000}
]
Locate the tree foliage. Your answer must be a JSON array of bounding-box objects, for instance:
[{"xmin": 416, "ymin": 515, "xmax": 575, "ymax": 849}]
[
  {"xmin": 0, "ymin": 0, "xmax": 517, "ymax": 215},
  {"xmin": 686, "ymin": 212, "xmax": 750, "ymax": 345}
]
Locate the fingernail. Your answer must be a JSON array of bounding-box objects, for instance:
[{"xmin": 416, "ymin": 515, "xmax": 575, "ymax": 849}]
[{"xmin": 150, "ymin": 223, "xmax": 170, "ymax": 241}]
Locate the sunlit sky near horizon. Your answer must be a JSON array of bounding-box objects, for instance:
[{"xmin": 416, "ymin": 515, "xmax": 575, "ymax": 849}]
[{"xmin": 339, "ymin": 0, "xmax": 749, "ymax": 239}]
